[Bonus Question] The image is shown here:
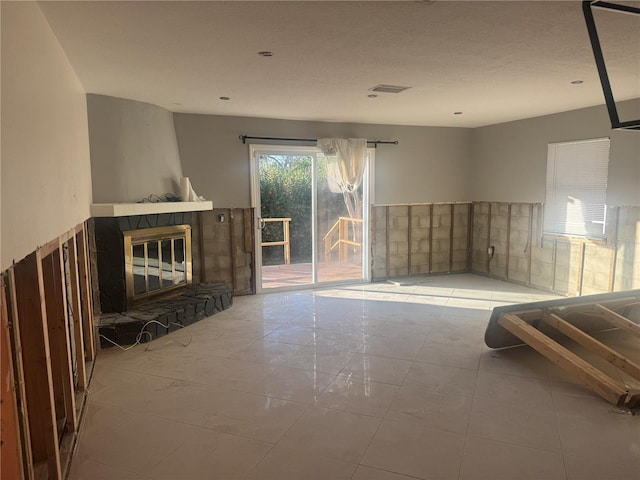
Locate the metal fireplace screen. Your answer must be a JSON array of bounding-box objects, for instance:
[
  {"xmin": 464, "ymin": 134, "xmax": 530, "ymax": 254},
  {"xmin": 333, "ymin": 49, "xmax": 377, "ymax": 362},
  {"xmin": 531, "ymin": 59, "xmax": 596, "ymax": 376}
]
[{"xmin": 123, "ymin": 225, "xmax": 192, "ymax": 303}]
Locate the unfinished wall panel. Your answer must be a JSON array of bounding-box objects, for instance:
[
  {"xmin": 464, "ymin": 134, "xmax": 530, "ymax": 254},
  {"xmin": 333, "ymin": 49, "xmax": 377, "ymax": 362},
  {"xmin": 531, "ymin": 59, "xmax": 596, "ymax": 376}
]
[
  {"xmin": 76, "ymin": 229, "xmax": 97, "ymax": 360},
  {"xmin": 471, "ymin": 202, "xmax": 490, "ymax": 274},
  {"xmin": 41, "ymin": 248, "xmax": 77, "ymax": 436},
  {"xmin": 507, "ymin": 204, "xmax": 531, "ymax": 283},
  {"xmin": 553, "ymin": 241, "xmax": 583, "ymax": 296},
  {"xmin": 614, "ymin": 206, "xmax": 640, "ymax": 291},
  {"xmin": 13, "ymin": 252, "xmax": 62, "ymax": 479},
  {"xmin": 387, "ymin": 206, "xmax": 410, "ymax": 277},
  {"xmin": 530, "ymin": 237, "xmax": 556, "ymax": 291},
  {"xmin": 86, "ymin": 219, "xmax": 102, "ymax": 318},
  {"xmin": 430, "ymin": 204, "xmax": 452, "ymax": 273},
  {"xmin": 581, "ymin": 244, "xmax": 615, "ymax": 296},
  {"xmin": 373, "ymin": 202, "xmax": 639, "ymax": 295},
  {"xmin": 197, "ymin": 208, "xmax": 254, "ymax": 294},
  {"xmin": 201, "ymin": 209, "xmax": 232, "ymax": 286},
  {"xmin": 1, "ymin": 275, "xmax": 25, "ymax": 480},
  {"xmin": 488, "ymin": 202, "xmax": 509, "ymax": 279},
  {"xmin": 470, "ymin": 202, "xmax": 639, "ymax": 297},
  {"xmin": 371, "ymin": 202, "xmax": 471, "ymax": 280},
  {"xmin": 410, "ymin": 205, "xmax": 431, "ymax": 275},
  {"xmin": 231, "ymin": 209, "xmax": 253, "ymax": 292},
  {"xmin": 2, "ymin": 223, "xmax": 97, "ymax": 480},
  {"xmin": 452, "ymin": 203, "xmax": 470, "ymax": 272},
  {"xmin": 371, "ymin": 206, "xmax": 388, "ymax": 279},
  {"xmin": 66, "ymin": 237, "xmax": 87, "ymax": 391}
]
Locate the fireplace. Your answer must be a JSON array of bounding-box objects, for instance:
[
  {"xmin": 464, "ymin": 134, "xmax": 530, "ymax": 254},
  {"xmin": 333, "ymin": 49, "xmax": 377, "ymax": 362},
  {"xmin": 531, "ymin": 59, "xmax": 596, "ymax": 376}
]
[
  {"xmin": 124, "ymin": 225, "xmax": 192, "ymax": 304},
  {"xmin": 92, "ymin": 210, "xmax": 234, "ymax": 347},
  {"xmin": 94, "ymin": 212, "xmax": 195, "ymax": 313}
]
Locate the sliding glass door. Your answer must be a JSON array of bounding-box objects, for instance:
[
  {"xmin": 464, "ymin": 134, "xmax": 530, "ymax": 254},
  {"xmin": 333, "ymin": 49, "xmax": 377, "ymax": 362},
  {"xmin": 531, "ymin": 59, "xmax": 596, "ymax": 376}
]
[
  {"xmin": 250, "ymin": 145, "xmax": 372, "ymax": 291},
  {"xmin": 314, "ymin": 151, "xmax": 366, "ymax": 284}
]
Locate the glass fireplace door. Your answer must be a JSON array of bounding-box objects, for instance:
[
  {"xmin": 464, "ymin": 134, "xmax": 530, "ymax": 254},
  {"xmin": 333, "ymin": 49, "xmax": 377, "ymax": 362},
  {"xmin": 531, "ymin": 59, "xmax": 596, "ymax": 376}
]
[{"xmin": 125, "ymin": 225, "xmax": 192, "ymax": 303}]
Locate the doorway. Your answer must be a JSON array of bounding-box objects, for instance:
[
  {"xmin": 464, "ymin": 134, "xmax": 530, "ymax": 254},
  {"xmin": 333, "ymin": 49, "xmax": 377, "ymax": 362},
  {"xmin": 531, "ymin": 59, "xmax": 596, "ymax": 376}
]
[{"xmin": 250, "ymin": 145, "xmax": 373, "ymax": 291}]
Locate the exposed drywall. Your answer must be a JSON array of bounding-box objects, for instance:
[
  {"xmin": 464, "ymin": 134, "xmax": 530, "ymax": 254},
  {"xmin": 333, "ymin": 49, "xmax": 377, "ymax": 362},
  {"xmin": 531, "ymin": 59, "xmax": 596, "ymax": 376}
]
[
  {"xmin": 470, "ymin": 99, "xmax": 640, "ymax": 206},
  {"xmin": 1, "ymin": 2, "xmax": 92, "ymax": 270},
  {"xmin": 87, "ymin": 94, "xmax": 183, "ymax": 203},
  {"xmin": 174, "ymin": 113, "xmax": 472, "ymax": 208}
]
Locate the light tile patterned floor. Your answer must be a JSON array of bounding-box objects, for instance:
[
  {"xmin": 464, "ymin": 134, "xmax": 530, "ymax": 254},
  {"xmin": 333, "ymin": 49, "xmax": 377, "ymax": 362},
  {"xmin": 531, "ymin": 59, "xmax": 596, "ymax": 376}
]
[{"xmin": 70, "ymin": 274, "xmax": 640, "ymax": 480}]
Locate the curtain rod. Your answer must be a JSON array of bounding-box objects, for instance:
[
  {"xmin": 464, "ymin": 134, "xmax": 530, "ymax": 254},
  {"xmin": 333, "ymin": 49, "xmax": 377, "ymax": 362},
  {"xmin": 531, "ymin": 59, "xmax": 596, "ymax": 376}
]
[{"xmin": 239, "ymin": 135, "xmax": 398, "ymax": 147}]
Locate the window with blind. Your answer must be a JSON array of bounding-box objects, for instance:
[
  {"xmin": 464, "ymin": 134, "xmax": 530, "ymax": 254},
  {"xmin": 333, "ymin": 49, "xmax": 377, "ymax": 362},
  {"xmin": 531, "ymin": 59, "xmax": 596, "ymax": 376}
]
[{"xmin": 544, "ymin": 138, "xmax": 610, "ymax": 239}]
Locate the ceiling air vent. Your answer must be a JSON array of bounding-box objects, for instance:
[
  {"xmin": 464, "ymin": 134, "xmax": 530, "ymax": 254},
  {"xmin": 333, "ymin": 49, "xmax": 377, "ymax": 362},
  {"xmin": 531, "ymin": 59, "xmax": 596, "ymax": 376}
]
[{"xmin": 369, "ymin": 84, "xmax": 411, "ymax": 94}]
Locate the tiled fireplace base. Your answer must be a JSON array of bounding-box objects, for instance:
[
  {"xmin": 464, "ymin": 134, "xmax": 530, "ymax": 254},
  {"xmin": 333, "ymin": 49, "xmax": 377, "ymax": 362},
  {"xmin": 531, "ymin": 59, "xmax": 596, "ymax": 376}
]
[{"xmin": 98, "ymin": 283, "xmax": 232, "ymax": 348}]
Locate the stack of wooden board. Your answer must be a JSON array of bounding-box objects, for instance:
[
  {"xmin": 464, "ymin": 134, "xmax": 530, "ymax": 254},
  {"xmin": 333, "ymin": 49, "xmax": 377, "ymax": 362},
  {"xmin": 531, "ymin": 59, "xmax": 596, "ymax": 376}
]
[{"xmin": 485, "ymin": 289, "xmax": 640, "ymax": 408}]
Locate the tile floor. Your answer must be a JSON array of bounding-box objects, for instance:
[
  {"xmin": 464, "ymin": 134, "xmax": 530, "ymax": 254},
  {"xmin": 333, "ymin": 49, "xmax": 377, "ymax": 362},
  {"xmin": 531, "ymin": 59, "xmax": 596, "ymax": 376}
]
[{"xmin": 69, "ymin": 274, "xmax": 640, "ymax": 480}]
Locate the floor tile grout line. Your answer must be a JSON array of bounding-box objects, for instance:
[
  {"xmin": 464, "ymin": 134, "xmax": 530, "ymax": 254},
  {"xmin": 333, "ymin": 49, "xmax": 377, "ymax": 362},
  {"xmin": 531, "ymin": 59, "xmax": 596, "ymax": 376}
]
[
  {"xmin": 238, "ymin": 437, "xmax": 279, "ymax": 480},
  {"xmin": 70, "ymin": 457, "xmax": 155, "ymax": 480},
  {"xmin": 83, "ymin": 394, "xmax": 282, "ymax": 448},
  {"xmin": 237, "ymin": 389, "xmax": 317, "ymax": 480},
  {"xmin": 549, "ymin": 376, "xmax": 572, "ymax": 480},
  {"xmin": 351, "ymin": 324, "xmax": 423, "ymax": 476},
  {"xmin": 351, "ymin": 465, "xmax": 426, "ymax": 480},
  {"xmin": 456, "ymin": 364, "xmax": 482, "ymax": 480},
  {"xmin": 350, "ymin": 412, "xmax": 385, "ymax": 478},
  {"xmin": 465, "ymin": 431, "xmax": 570, "ymax": 456}
]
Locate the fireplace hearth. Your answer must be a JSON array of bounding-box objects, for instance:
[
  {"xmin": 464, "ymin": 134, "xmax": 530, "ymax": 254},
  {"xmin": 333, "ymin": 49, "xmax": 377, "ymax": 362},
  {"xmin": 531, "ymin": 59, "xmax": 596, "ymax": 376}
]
[{"xmin": 98, "ymin": 282, "xmax": 232, "ymax": 348}]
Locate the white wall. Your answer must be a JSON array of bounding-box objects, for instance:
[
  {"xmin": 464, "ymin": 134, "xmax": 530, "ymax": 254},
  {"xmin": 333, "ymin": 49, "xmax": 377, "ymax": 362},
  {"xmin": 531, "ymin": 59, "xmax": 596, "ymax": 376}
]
[
  {"xmin": 174, "ymin": 113, "xmax": 472, "ymax": 207},
  {"xmin": 87, "ymin": 94, "xmax": 184, "ymax": 203},
  {"xmin": 471, "ymin": 99, "xmax": 640, "ymax": 206},
  {"xmin": 1, "ymin": 2, "xmax": 93, "ymax": 270}
]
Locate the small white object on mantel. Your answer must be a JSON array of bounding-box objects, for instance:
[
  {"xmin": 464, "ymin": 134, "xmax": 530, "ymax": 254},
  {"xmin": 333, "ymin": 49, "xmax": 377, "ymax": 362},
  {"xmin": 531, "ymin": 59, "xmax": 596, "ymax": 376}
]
[
  {"xmin": 180, "ymin": 176, "xmax": 206, "ymax": 202},
  {"xmin": 90, "ymin": 201, "xmax": 213, "ymax": 218}
]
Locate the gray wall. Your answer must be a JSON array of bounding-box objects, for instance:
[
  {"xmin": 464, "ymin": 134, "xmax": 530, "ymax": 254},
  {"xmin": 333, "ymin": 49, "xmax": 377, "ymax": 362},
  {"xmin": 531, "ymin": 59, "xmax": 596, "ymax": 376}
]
[
  {"xmin": 174, "ymin": 114, "xmax": 473, "ymax": 208},
  {"xmin": 471, "ymin": 99, "xmax": 640, "ymax": 206},
  {"xmin": 1, "ymin": 2, "xmax": 93, "ymax": 270},
  {"xmin": 87, "ymin": 94, "xmax": 183, "ymax": 203}
]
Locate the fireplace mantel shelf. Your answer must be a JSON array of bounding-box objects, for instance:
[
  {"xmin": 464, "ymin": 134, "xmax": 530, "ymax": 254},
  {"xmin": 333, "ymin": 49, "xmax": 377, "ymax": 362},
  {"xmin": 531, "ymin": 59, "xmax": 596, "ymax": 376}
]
[{"xmin": 91, "ymin": 201, "xmax": 213, "ymax": 218}]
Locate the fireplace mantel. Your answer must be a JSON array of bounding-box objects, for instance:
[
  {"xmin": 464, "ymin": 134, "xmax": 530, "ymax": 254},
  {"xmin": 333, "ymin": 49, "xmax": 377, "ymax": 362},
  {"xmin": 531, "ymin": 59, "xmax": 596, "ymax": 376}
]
[{"xmin": 91, "ymin": 201, "xmax": 213, "ymax": 218}]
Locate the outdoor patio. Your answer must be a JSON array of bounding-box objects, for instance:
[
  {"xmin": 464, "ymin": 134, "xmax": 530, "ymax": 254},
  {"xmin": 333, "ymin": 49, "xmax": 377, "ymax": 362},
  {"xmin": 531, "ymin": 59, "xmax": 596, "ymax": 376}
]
[{"xmin": 261, "ymin": 262, "xmax": 363, "ymax": 289}]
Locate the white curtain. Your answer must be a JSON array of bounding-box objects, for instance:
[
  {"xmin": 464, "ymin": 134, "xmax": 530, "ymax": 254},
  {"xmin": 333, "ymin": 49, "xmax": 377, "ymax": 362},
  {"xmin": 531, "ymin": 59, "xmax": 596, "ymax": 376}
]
[
  {"xmin": 317, "ymin": 138, "xmax": 367, "ymax": 194},
  {"xmin": 317, "ymin": 138, "xmax": 367, "ymax": 220}
]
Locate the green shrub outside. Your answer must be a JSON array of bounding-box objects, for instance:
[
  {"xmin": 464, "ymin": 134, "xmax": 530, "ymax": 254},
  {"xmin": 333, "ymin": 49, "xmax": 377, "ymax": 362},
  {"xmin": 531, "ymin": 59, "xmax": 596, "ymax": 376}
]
[{"xmin": 259, "ymin": 155, "xmax": 348, "ymax": 265}]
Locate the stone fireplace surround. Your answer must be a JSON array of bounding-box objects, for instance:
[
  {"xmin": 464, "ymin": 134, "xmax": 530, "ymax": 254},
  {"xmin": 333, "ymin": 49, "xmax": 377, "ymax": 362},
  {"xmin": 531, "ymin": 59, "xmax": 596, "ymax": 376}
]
[{"xmin": 94, "ymin": 212, "xmax": 232, "ymax": 347}]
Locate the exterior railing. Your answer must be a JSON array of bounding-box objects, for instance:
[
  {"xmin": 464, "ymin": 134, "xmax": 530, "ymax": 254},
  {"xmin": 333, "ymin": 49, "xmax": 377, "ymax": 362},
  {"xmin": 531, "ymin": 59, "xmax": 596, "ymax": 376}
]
[
  {"xmin": 324, "ymin": 217, "xmax": 363, "ymax": 262},
  {"xmin": 261, "ymin": 218, "xmax": 291, "ymax": 265}
]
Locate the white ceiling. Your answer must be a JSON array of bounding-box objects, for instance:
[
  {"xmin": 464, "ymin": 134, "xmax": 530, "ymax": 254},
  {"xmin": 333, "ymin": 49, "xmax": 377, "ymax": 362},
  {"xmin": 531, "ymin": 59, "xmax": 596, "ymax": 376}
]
[{"xmin": 39, "ymin": 1, "xmax": 640, "ymax": 128}]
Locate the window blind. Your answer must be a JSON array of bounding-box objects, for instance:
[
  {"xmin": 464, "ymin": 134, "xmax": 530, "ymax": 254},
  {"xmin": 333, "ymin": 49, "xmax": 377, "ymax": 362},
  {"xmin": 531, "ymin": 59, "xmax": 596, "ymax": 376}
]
[{"xmin": 544, "ymin": 138, "xmax": 610, "ymax": 238}]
